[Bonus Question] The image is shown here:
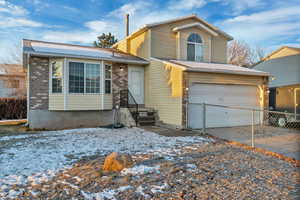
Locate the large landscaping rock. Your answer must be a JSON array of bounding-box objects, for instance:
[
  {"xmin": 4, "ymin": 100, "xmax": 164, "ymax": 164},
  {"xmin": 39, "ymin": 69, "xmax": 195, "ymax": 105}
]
[{"xmin": 102, "ymin": 152, "xmax": 133, "ymax": 172}]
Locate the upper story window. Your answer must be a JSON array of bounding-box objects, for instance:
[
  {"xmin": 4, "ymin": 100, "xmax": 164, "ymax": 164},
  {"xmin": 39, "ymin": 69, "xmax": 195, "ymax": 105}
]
[
  {"xmin": 69, "ymin": 61, "xmax": 100, "ymax": 94},
  {"xmin": 51, "ymin": 61, "xmax": 63, "ymax": 93},
  {"xmin": 187, "ymin": 33, "xmax": 203, "ymax": 62}
]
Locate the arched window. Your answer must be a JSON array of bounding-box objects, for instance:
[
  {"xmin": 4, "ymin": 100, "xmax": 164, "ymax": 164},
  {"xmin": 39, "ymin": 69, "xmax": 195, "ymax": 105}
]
[{"xmin": 187, "ymin": 33, "xmax": 203, "ymax": 61}]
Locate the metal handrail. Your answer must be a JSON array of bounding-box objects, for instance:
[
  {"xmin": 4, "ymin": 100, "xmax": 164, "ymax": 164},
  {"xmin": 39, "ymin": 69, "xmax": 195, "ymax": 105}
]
[{"xmin": 120, "ymin": 89, "xmax": 139, "ymax": 126}]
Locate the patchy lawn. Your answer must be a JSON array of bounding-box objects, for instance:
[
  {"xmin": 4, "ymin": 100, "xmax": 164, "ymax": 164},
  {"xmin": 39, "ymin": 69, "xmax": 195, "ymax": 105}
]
[
  {"xmin": 0, "ymin": 127, "xmax": 208, "ymax": 199},
  {"xmin": 0, "ymin": 127, "xmax": 299, "ymax": 199}
]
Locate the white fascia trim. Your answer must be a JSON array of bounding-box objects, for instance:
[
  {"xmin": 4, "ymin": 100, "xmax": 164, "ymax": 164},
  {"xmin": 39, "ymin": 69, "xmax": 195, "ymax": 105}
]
[
  {"xmin": 173, "ymin": 23, "xmax": 218, "ymax": 37},
  {"xmin": 149, "ymin": 57, "xmax": 187, "ymax": 70},
  {"xmin": 23, "ymin": 51, "xmax": 149, "ymax": 65}
]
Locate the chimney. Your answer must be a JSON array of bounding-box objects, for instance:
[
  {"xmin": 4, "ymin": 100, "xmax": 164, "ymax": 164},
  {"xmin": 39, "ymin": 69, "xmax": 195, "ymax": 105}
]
[{"xmin": 125, "ymin": 13, "xmax": 129, "ymax": 36}]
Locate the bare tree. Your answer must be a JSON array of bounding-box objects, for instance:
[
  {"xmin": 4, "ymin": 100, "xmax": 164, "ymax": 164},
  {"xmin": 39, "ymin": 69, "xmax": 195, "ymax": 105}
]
[
  {"xmin": 255, "ymin": 46, "xmax": 266, "ymax": 61},
  {"xmin": 228, "ymin": 40, "xmax": 254, "ymax": 67},
  {"xmin": 228, "ymin": 40, "xmax": 267, "ymax": 67}
]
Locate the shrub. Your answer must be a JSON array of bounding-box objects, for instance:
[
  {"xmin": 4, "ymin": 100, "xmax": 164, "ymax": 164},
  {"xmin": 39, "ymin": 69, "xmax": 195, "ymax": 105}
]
[{"xmin": 0, "ymin": 98, "xmax": 27, "ymax": 120}]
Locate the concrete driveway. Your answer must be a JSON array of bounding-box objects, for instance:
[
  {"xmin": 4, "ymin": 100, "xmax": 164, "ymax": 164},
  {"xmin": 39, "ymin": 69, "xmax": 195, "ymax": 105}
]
[{"xmin": 206, "ymin": 125, "xmax": 300, "ymax": 160}]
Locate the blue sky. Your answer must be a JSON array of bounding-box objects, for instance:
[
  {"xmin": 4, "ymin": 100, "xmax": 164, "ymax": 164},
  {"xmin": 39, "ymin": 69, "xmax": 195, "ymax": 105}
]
[{"xmin": 0, "ymin": 0, "xmax": 300, "ymax": 63}]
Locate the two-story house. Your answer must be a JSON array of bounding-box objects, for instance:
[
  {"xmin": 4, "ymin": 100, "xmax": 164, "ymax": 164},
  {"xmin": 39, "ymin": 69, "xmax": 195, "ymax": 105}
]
[{"xmin": 23, "ymin": 14, "xmax": 269, "ymax": 130}]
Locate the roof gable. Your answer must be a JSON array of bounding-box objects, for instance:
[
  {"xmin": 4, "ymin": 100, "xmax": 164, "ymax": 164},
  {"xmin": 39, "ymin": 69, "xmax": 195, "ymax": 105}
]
[
  {"xmin": 262, "ymin": 46, "xmax": 300, "ymax": 61},
  {"xmin": 113, "ymin": 14, "xmax": 233, "ymax": 48},
  {"xmin": 145, "ymin": 14, "xmax": 233, "ymax": 40}
]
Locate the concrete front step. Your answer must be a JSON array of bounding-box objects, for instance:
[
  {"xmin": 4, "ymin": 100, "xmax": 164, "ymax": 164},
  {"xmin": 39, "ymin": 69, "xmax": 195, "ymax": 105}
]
[{"xmin": 135, "ymin": 108, "xmax": 156, "ymax": 126}]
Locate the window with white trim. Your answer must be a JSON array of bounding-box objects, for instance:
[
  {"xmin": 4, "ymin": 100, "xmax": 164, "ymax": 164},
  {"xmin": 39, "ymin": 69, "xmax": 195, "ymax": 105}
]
[
  {"xmin": 86, "ymin": 63, "xmax": 100, "ymax": 93},
  {"xmin": 187, "ymin": 33, "xmax": 203, "ymax": 62},
  {"xmin": 105, "ymin": 64, "xmax": 112, "ymax": 94},
  {"xmin": 51, "ymin": 60, "xmax": 63, "ymax": 93},
  {"xmin": 68, "ymin": 61, "xmax": 100, "ymax": 94}
]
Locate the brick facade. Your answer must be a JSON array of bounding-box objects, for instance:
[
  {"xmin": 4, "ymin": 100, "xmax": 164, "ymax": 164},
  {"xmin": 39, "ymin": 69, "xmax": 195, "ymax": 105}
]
[
  {"xmin": 112, "ymin": 63, "xmax": 128, "ymax": 107},
  {"xmin": 29, "ymin": 56, "xmax": 49, "ymax": 110}
]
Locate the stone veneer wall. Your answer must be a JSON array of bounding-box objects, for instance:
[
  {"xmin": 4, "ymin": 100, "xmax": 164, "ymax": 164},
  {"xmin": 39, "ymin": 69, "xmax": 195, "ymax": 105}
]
[
  {"xmin": 112, "ymin": 63, "xmax": 128, "ymax": 107},
  {"xmin": 29, "ymin": 56, "xmax": 49, "ymax": 110}
]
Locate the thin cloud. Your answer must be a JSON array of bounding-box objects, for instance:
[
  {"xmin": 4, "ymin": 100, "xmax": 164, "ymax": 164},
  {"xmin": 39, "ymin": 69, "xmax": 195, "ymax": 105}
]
[
  {"xmin": 169, "ymin": 0, "xmax": 206, "ymax": 10},
  {"xmin": 0, "ymin": 0, "xmax": 28, "ymax": 16},
  {"xmin": 219, "ymin": 6, "xmax": 300, "ymax": 46}
]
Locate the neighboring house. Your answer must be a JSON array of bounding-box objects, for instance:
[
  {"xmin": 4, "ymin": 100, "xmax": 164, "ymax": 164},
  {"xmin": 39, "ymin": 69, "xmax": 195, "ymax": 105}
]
[
  {"xmin": 23, "ymin": 14, "xmax": 269, "ymax": 130},
  {"xmin": 0, "ymin": 64, "xmax": 26, "ymax": 98},
  {"xmin": 255, "ymin": 46, "xmax": 300, "ymax": 126}
]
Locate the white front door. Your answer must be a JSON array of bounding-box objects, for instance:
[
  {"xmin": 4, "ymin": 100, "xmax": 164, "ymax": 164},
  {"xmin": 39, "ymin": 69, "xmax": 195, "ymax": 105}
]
[{"xmin": 128, "ymin": 66, "xmax": 144, "ymax": 104}]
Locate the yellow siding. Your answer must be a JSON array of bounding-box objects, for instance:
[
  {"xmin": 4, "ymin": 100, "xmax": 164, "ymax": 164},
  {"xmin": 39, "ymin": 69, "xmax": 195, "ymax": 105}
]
[
  {"xmin": 67, "ymin": 94, "xmax": 101, "ymax": 110},
  {"xmin": 276, "ymin": 84, "xmax": 300, "ymax": 110},
  {"xmin": 103, "ymin": 94, "xmax": 113, "ymax": 110},
  {"xmin": 49, "ymin": 94, "xmax": 64, "ymax": 110},
  {"xmin": 188, "ymin": 72, "xmax": 265, "ymax": 86},
  {"xmin": 145, "ymin": 59, "xmax": 182, "ymax": 126},
  {"xmin": 114, "ymin": 39, "xmax": 128, "ymax": 53},
  {"xmin": 211, "ymin": 36, "xmax": 227, "ymax": 63},
  {"xmin": 128, "ymin": 31, "xmax": 150, "ymax": 59},
  {"xmin": 266, "ymin": 48, "xmax": 300, "ymax": 61}
]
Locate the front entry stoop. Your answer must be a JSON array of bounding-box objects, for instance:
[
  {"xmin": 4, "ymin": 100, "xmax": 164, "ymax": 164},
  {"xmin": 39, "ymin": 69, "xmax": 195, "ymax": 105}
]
[{"xmin": 132, "ymin": 108, "xmax": 157, "ymax": 126}]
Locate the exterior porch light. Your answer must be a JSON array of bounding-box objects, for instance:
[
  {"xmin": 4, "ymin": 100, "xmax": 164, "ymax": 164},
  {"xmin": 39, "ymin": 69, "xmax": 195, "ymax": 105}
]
[{"xmin": 120, "ymin": 66, "xmax": 124, "ymax": 71}]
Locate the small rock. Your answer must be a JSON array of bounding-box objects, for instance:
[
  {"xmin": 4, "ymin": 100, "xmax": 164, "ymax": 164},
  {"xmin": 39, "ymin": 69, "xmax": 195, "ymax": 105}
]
[{"xmin": 103, "ymin": 152, "xmax": 133, "ymax": 172}]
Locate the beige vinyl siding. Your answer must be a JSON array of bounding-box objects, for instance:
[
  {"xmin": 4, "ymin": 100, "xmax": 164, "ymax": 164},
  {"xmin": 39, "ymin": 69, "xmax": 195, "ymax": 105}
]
[
  {"xmin": 103, "ymin": 94, "xmax": 113, "ymax": 110},
  {"xmin": 266, "ymin": 48, "xmax": 300, "ymax": 61},
  {"xmin": 145, "ymin": 59, "xmax": 182, "ymax": 126},
  {"xmin": 211, "ymin": 36, "xmax": 227, "ymax": 63},
  {"xmin": 188, "ymin": 72, "xmax": 265, "ymax": 86},
  {"xmin": 179, "ymin": 27, "xmax": 211, "ymax": 62},
  {"xmin": 67, "ymin": 94, "xmax": 101, "ymax": 110},
  {"xmin": 151, "ymin": 25, "xmax": 177, "ymax": 59},
  {"xmin": 48, "ymin": 94, "xmax": 112, "ymax": 110},
  {"xmin": 49, "ymin": 94, "xmax": 64, "ymax": 110}
]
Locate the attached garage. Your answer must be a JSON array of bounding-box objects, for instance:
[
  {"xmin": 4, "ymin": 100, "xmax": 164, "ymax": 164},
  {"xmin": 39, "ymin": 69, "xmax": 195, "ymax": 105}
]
[
  {"xmin": 188, "ymin": 83, "xmax": 262, "ymax": 129},
  {"xmin": 150, "ymin": 58, "xmax": 269, "ymax": 129}
]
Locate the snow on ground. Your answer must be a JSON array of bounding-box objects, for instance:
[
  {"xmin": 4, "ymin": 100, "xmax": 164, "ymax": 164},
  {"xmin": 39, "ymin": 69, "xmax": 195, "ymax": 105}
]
[{"xmin": 0, "ymin": 127, "xmax": 209, "ymax": 193}]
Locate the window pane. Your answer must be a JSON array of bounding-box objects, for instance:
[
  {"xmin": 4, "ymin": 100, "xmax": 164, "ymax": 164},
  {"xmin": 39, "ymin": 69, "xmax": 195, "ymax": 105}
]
[
  {"xmin": 105, "ymin": 80, "xmax": 111, "ymax": 94},
  {"xmin": 187, "ymin": 33, "xmax": 202, "ymax": 43},
  {"xmin": 52, "ymin": 61, "xmax": 63, "ymax": 93},
  {"xmin": 69, "ymin": 62, "xmax": 84, "ymax": 93},
  {"xmin": 52, "ymin": 61, "xmax": 63, "ymax": 78},
  {"xmin": 195, "ymin": 44, "xmax": 203, "ymax": 62},
  {"xmin": 105, "ymin": 65, "xmax": 111, "ymax": 79},
  {"xmin": 187, "ymin": 43, "xmax": 195, "ymax": 61},
  {"xmin": 52, "ymin": 78, "xmax": 62, "ymax": 93},
  {"xmin": 86, "ymin": 63, "xmax": 100, "ymax": 93}
]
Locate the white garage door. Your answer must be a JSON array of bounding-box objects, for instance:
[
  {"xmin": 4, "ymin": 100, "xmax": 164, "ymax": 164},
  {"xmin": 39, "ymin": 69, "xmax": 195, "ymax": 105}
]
[{"xmin": 188, "ymin": 83, "xmax": 262, "ymax": 129}]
